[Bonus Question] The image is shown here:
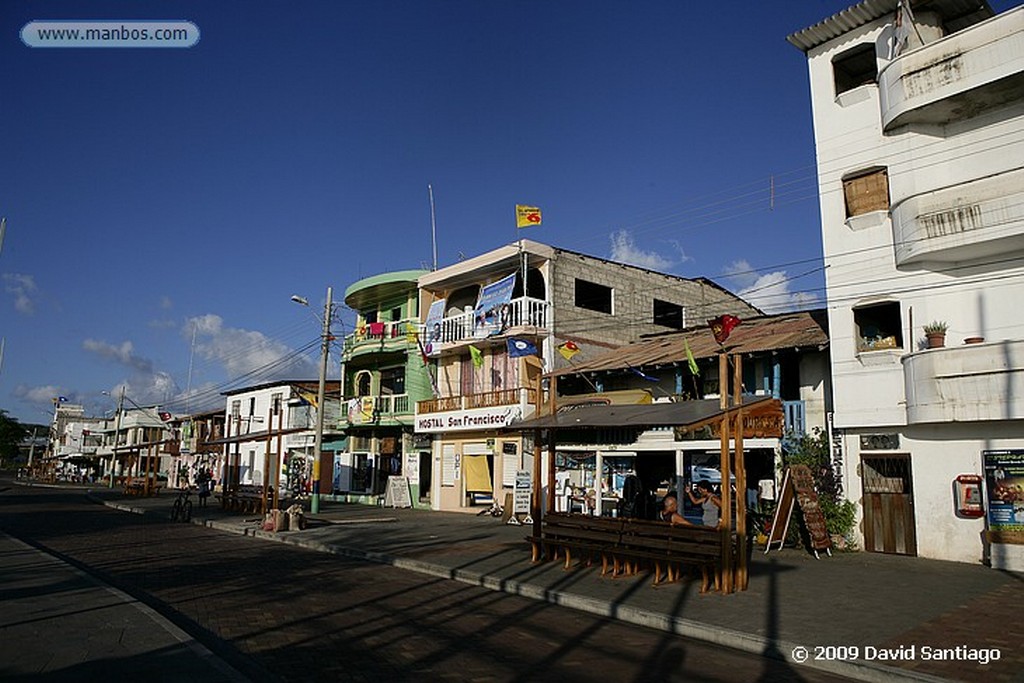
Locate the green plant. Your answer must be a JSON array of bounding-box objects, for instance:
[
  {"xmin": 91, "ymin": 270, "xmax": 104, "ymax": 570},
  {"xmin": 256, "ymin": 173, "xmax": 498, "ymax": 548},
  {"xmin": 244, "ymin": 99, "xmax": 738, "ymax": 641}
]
[
  {"xmin": 923, "ymin": 321, "xmax": 948, "ymax": 334},
  {"xmin": 781, "ymin": 427, "xmax": 857, "ymax": 546}
]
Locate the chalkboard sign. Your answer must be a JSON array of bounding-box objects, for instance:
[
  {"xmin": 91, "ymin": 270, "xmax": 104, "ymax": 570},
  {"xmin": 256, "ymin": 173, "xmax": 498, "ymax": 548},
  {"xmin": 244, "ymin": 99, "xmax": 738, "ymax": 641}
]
[
  {"xmin": 789, "ymin": 464, "xmax": 832, "ymax": 553},
  {"xmin": 384, "ymin": 476, "xmax": 412, "ymax": 509}
]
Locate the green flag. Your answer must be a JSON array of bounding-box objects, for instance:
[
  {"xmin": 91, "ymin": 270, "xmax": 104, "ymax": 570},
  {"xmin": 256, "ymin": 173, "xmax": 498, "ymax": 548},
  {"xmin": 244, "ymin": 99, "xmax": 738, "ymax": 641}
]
[
  {"xmin": 469, "ymin": 345, "xmax": 484, "ymax": 368},
  {"xmin": 684, "ymin": 340, "xmax": 699, "ymax": 376}
]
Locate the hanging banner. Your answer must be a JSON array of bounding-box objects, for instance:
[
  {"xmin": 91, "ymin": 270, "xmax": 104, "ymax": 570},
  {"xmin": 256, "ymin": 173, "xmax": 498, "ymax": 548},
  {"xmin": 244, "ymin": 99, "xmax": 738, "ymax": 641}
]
[
  {"xmin": 424, "ymin": 299, "xmax": 446, "ymax": 354},
  {"xmin": 473, "ymin": 273, "xmax": 516, "ymax": 339}
]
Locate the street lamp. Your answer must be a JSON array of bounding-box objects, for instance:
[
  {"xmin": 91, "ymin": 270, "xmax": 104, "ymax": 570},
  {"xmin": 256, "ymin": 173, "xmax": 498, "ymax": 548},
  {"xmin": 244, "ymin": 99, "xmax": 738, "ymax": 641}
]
[{"xmin": 292, "ymin": 286, "xmax": 333, "ymax": 515}]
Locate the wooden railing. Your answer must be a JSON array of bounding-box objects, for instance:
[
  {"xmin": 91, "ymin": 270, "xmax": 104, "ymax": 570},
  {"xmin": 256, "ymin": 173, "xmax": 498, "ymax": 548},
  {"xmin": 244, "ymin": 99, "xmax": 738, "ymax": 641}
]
[{"xmin": 417, "ymin": 387, "xmax": 536, "ymax": 414}]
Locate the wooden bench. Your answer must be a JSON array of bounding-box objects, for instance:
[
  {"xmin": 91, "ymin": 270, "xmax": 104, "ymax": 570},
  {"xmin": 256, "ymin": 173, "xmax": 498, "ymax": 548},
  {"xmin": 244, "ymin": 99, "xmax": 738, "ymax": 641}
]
[
  {"xmin": 528, "ymin": 512, "xmax": 726, "ymax": 591},
  {"xmin": 123, "ymin": 481, "xmax": 163, "ymax": 497},
  {"xmin": 218, "ymin": 485, "xmax": 266, "ymax": 514}
]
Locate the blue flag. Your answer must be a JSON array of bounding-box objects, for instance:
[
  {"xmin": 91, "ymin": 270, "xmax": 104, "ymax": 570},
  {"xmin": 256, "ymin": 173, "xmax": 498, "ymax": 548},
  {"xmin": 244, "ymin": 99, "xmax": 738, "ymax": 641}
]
[
  {"xmin": 628, "ymin": 366, "xmax": 658, "ymax": 382},
  {"xmin": 507, "ymin": 338, "xmax": 538, "ymax": 358}
]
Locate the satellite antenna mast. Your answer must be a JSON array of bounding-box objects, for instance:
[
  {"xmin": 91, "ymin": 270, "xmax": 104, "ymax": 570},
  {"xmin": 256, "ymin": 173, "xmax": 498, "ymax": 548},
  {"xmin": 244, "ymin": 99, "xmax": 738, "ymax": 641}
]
[{"xmin": 428, "ymin": 184, "xmax": 438, "ymax": 271}]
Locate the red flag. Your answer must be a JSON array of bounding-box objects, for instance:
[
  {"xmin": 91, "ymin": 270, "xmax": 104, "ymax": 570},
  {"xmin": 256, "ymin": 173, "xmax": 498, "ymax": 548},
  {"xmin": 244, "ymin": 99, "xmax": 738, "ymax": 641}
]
[{"xmin": 708, "ymin": 315, "xmax": 741, "ymax": 344}]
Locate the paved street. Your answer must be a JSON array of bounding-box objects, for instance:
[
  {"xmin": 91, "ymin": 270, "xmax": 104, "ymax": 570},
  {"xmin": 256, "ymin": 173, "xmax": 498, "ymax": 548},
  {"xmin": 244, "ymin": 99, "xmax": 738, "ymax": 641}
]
[{"xmin": 0, "ymin": 483, "xmax": 850, "ymax": 682}]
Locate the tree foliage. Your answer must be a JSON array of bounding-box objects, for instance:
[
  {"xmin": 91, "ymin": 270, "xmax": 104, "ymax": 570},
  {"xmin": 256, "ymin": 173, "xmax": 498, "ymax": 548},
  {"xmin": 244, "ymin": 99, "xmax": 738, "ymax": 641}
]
[
  {"xmin": 0, "ymin": 410, "xmax": 29, "ymax": 465},
  {"xmin": 782, "ymin": 427, "xmax": 858, "ymax": 541}
]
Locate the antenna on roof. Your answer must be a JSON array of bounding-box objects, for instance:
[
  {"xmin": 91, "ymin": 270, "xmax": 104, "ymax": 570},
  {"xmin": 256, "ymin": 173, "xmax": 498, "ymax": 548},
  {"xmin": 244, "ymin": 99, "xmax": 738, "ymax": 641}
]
[{"xmin": 428, "ymin": 184, "xmax": 438, "ymax": 271}]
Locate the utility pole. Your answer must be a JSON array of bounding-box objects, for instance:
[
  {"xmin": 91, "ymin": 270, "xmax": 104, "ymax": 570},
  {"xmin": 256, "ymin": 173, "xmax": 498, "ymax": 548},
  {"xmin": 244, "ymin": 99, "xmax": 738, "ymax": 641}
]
[
  {"xmin": 109, "ymin": 387, "xmax": 125, "ymax": 488},
  {"xmin": 311, "ymin": 286, "xmax": 332, "ymax": 515}
]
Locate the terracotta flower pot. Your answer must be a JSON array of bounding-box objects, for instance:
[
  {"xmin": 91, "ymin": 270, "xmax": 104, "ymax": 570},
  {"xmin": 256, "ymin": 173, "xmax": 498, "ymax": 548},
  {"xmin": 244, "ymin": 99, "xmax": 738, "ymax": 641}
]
[
  {"xmin": 926, "ymin": 332, "xmax": 946, "ymax": 349},
  {"xmin": 964, "ymin": 336, "xmax": 985, "ymax": 345}
]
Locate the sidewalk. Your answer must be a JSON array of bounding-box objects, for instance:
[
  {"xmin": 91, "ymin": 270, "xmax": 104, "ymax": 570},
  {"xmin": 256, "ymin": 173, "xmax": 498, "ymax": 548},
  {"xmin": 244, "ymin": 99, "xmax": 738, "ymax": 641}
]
[
  {"xmin": 0, "ymin": 529, "xmax": 250, "ymax": 682},
  {"xmin": 90, "ymin": 487, "xmax": 1023, "ymax": 683}
]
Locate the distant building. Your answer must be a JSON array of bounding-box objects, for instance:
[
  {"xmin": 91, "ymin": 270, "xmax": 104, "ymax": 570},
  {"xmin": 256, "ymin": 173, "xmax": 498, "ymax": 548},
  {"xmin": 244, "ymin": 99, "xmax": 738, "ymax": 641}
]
[
  {"xmin": 218, "ymin": 380, "xmax": 342, "ymax": 495},
  {"xmin": 789, "ymin": 1, "xmax": 1024, "ymax": 567}
]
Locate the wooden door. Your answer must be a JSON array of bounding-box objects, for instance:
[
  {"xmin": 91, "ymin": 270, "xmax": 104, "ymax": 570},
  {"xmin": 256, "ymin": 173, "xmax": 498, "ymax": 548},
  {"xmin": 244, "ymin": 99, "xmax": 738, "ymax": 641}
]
[{"xmin": 861, "ymin": 454, "xmax": 917, "ymax": 555}]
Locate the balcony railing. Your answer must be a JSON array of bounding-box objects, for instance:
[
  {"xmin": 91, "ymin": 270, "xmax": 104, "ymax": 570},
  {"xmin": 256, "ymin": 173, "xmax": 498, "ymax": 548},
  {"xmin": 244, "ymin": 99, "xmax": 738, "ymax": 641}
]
[
  {"xmin": 345, "ymin": 393, "xmax": 412, "ymax": 425},
  {"xmin": 903, "ymin": 338, "xmax": 1024, "ymax": 423},
  {"xmin": 878, "ymin": 6, "xmax": 1024, "ymax": 131},
  {"xmin": 417, "ymin": 387, "xmax": 536, "ymax": 414},
  {"xmin": 344, "ymin": 319, "xmax": 419, "ymax": 355},
  {"xmin": 427, "ymin": 296, "xmax": 549, "ymax": 350}
]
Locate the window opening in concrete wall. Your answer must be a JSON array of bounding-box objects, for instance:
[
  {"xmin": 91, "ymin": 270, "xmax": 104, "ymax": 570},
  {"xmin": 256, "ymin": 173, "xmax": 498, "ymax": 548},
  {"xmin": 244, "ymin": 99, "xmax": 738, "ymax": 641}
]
[
  {"xmin": 575, "ymin": 278, "xmax": 613, "ymax": 314},
  {"xmin": 833, "ymin": 43, "xmax": 876, "ymax": 96},
  {"xmin": 653, "ymin": 299, "xmax": 684, "ymax": 329},
  {"xmin": 380, "ymin": 366, "xmax": 405, "ymax": 395},
  {"xmin": 843, "ymin": 168, "xmax": 889, "ymax": 218},
  {"xmin": 854, "ymin": 302, "xmax": 903, "ymax": 352}
]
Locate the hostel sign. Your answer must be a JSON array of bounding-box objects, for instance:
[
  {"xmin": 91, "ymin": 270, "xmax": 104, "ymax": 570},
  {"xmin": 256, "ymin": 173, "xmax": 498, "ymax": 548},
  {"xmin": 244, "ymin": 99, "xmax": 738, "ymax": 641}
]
[{"xmin": 415, "ymin": 404, "xmax": 524, "ymax": 433}]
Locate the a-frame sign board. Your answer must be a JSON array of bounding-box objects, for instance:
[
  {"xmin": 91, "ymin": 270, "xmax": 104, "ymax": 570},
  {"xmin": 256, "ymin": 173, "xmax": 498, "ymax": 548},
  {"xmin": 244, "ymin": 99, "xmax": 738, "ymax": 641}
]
[{"xmin": 765, "ymin": 464, "xmax": 833, "ymax": 559}]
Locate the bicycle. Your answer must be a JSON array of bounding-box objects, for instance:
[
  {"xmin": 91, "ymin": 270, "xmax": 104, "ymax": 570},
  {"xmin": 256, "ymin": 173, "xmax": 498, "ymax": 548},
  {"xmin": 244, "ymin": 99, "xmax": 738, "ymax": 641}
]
[{"xmin": 170, "ymin": 488, "xmax": 193, "ymax": 523}]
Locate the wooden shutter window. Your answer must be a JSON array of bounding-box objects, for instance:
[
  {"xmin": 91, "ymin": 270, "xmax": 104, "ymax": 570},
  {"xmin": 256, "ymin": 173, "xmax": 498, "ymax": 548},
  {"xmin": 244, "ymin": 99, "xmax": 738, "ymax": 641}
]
[{"xmin": 843, "ymin": 169, "xmax": 889, "ymax": 217}]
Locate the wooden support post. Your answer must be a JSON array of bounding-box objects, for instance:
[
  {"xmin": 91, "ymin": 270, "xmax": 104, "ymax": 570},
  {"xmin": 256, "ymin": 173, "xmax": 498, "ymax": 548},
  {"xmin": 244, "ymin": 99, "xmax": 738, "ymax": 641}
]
[
  {"xmin": 733, "ymin": 354, "xmax": 748, "ymax": 591},
  {"xmin": 719, "ymin": 352, "xmax": 733, "ymax": 594},
  {"xmin": 532, "ymin": 429, "xmax": 543, "ymax": 542},
  {"xmin": 274, "ymin": 408, "xmax": 283, "ymax": 510},
  {"xmin": 263, "ymin": 405, "xmax": 273, "ymax": 515},
  {"xmin": 547, "ymin": 431, "xmax": 556, "ymax": 513}
]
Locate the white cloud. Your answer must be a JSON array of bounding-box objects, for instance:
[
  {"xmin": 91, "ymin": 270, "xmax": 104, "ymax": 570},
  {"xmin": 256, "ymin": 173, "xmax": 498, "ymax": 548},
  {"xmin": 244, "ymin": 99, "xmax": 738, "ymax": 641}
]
[
  {"xmin": 609, "ymin": 230, "xmax": 673, "ymax": 272},
  {"xmin": 83, "ymin": 339, "xmax": 154, "ymax": 373},
  {"xmin": 3, "ymin": 273, "xmax": 37, "ymax": 314},
  {"xmin": 14, "ymin": 384, "xmax": 67, "ymax": 405},
  {"xmin": 724, "ymin": 259, "xmax": 820, "ymax": 314},
  {"xmin": 187, "ymin": 314, "xmax": 315, "ymax": 379},
  {"xmin": 160, "ymin": 295, "xmax": 173, "ymax": 310}
]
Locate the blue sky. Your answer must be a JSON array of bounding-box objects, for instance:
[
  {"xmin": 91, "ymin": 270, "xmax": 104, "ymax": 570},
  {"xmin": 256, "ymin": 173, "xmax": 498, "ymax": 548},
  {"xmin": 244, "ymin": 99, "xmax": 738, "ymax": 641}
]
[{"xmin": 2, "ymin": 1, "xmax": 1013, "ymax": 425}]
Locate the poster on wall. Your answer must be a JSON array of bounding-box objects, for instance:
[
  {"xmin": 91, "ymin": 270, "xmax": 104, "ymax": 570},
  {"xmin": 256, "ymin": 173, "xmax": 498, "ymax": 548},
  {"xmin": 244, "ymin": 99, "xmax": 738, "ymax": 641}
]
[
  {"xmin": 424, "ymin": 299, "xmax": 446, "ymax": 353},
  {"xmin": 983, "ymin": 450, "xmax": 1024, "ymax": 532},
  {"xmin": 473, "ymin": 273, "xmax": 516, "ymax": 339},
  {"xmin": 404, "ymin": 451, "xmax": 420, "ymax": 482}
]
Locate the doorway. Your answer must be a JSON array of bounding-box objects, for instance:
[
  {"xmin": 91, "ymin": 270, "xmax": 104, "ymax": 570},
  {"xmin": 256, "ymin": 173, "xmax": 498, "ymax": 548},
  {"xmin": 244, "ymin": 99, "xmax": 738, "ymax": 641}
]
[{"xmin": 861, "ymin": 454, "xmax": 917, "ymax": 555}]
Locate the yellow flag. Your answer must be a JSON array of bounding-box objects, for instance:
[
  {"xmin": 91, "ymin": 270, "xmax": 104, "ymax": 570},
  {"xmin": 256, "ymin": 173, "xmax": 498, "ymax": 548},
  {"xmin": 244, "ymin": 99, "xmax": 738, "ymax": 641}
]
[{"xmin": 515, "ymin": 205, "xmax": 542, "ymax": 228}]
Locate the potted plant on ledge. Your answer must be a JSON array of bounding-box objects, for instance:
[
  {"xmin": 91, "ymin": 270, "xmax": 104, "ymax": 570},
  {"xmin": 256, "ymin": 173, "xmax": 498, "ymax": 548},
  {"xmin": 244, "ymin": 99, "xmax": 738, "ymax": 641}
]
[{"xmin": 924, "ymin": 321, "xmax": 948, "ymax": 349}]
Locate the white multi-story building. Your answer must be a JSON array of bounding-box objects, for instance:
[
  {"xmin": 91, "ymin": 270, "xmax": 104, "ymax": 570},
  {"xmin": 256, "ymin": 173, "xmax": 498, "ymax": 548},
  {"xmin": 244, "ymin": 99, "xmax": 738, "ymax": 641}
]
[
  {"xmin": 789, "ymin": 1, "xmax": 1024, "ymax": 568},
  {"xmin": 219, "ymin": 380, "xmax": 342, "ymax": 493}
]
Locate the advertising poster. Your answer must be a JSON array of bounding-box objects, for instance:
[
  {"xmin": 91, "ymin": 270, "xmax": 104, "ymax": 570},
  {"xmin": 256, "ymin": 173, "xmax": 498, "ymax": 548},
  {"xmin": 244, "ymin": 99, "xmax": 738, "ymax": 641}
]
[
  {"xmin": 424, "ymin": 299, "xmax": 446, "ymax": 353},
  {"xmin": 473, "ymin": 272, "xmax": 516, "ymax": 339},
  {"xmin": 983, "ymin": 449, "xmax": 1024, "ymax": 531}
]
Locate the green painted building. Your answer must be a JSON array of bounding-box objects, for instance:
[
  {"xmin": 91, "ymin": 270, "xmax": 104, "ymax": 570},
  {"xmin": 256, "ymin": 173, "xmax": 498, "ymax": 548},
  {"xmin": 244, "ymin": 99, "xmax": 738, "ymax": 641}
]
[{"xmin": 334, "ymin": 269, "xmax": 434, "ymax": 506}]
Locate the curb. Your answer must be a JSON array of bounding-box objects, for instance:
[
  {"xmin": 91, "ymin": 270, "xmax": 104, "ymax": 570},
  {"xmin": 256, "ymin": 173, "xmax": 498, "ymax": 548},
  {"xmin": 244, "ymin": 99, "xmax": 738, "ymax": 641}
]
[{"xmin": 94, "ymin": 495, "xmax": 952, "ymax": 683}]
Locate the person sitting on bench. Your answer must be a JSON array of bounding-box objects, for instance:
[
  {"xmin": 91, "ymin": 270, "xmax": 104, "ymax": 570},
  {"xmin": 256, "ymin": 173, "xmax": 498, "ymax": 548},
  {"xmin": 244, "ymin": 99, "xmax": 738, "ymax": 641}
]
[{"xmin": 660, "ymin": 494, "xmax": 693, "ymax": 526}]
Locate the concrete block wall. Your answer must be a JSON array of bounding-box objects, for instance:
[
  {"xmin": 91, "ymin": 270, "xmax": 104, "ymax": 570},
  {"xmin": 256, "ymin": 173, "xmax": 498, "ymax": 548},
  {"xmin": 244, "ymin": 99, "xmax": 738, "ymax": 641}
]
[{"xmin": 549, "ymin": 249, "xmax": 759, "ymax": 350}]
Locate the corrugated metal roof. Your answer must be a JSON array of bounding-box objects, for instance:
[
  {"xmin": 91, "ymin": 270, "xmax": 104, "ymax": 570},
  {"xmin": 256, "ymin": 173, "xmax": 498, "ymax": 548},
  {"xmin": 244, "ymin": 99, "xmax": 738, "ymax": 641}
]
[
  {"xmin": 551, "ymin": 309, "xmax": 829, "ymax": 378},
  {"xmin": 786, "ymin": 0, "xmax": 994, "ymax": 52},
  {"xmin": 509, "ymin": 396, "xmax": 776, "ymax": 431}
]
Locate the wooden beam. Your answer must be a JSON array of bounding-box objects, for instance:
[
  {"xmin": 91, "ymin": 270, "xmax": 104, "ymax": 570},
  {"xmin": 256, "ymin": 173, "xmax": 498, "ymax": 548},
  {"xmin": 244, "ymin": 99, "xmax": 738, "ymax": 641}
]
[
  {"xmin": 719, "ymin": 352, "xmax": 733, "ymax": 594},
  {"xmin": 733, "ymin": 354, "xmax": 748, "ymax": 591}
]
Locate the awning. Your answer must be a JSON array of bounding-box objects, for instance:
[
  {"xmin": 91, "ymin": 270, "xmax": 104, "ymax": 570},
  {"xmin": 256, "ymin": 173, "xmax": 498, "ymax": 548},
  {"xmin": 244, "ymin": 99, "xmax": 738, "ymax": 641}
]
[
  {"xmin": 204, "ymin": 427, "xmax": 309, "ymax": 446},
  {"xmin": 507, "ymin": 396, "xmax": 777, "ymax": 432}
]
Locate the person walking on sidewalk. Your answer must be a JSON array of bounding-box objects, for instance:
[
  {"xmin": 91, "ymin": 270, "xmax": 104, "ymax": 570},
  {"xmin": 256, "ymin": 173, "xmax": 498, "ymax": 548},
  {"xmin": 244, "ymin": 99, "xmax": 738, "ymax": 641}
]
[{"xmin": 197, "ymin": 470, "xmax": 210, "ymax": 508}]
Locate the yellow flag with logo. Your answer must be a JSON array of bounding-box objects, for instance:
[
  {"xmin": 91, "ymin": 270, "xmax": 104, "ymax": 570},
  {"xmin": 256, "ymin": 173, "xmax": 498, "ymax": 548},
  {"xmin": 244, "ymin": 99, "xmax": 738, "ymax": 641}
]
[{"xmin": 515, "ymin": 205, "xmax": 542, "ymax": 229}]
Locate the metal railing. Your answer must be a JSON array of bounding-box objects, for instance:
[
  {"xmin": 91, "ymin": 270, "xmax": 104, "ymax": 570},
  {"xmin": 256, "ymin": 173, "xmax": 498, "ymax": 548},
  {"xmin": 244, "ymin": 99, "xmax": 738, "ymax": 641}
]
[{"xmin": 429, "ymin": 297, "xmax": 549, "ymax": 345}]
